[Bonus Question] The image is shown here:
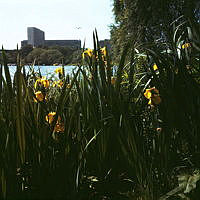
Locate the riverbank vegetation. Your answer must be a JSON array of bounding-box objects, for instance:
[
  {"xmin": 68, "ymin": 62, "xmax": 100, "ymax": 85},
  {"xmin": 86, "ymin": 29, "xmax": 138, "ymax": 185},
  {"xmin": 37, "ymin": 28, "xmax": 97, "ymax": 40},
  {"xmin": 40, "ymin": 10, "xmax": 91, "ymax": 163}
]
[
  {"xmin": 1, "ymin": 45, "xmax": 81, "ymax": 66},
  {"xmin": 0, "ymin": 0, "xmax": 200, "ymax": 200}
]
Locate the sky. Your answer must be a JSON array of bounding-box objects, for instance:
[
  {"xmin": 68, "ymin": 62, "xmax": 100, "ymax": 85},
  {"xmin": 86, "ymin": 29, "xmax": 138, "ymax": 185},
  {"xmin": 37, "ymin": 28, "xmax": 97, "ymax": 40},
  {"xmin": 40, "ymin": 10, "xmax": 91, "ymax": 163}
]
[{"xmin": 0, "ymin": 0, "xmax": 114, "ymax": 49}]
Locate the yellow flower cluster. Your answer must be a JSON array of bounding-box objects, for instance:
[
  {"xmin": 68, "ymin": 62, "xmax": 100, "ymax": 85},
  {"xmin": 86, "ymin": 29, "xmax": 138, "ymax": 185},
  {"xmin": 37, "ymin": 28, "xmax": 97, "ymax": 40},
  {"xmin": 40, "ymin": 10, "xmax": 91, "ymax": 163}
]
[
  {"xmin": 33, "ymin": 67, "xmax": 66, "ymax": 103},
  {"xmin": 34, "ymin": 77, "xmax": 49, "ymax": 103},
  {"xmin": 144, "ymin": 87, "xmax": 161, "ymax": 105},
  {"xmin": 46, "ymin": 112, "xmax": 64, "ymax": 133},
  {"xmin": 82, "ymin": 47, "xmax": 107, "ymax": 62},
  {"xmin": 34, "ymin": 77, "xmax": 50, "ymax": 89}
]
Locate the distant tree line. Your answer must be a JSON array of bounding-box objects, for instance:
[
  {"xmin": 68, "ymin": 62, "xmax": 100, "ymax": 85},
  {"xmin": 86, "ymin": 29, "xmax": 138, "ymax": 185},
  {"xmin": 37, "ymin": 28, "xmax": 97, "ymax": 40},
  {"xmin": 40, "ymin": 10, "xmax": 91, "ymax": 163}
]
[{"xmin": 2, "ymin": 45, "xmax": 82, "ymax": 65}]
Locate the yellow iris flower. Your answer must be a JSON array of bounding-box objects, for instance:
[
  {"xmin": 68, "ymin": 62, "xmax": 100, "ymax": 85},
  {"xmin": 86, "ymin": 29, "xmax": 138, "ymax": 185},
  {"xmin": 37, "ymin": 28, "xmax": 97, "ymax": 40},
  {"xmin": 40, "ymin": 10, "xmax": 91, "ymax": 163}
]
[
  {"xmin": 144, "ymin": 87, "xmax": 161, "ymax": 105},
  {"xmin": 82, "ymin": 48, "xmax": 93, "ymax": 59},
  {"xmin": 34, "ymin": 91, "xmax": 44, "ymax": 102},
  {"xmin": 55, "ymin": 67, "xmax": 63, "ymax": 75},
  {"xmin": 46, "ymin": 112, "xmax": 56, "ymax": 124},
  {"xmin": 101, "ymin": 47, "xmax": 107, "ymax": 57},
  {"xmin": 45, "ymin": 112, "xmax": 64, "ymax": 132},
  {"xmin": 45, "ymin": 112, "xmax": 62, "ymax": 124},
  {"xmin": 153, "ymin": 64, "xmax": 158, "ymax": 71},
  {"xmin": 41, "ymin": 78, "xmax": 50, "ymax": 88},
  {"xmin": 144, "ymin": 88, "xmax": 153, "ymax": 99},
  {"xmin": 34, "ymin": 77, "xmax": 49, "ymax": 89},
  {"xmin": 182, "ymin": 43, "xmax": 191, "ymax": 49}
]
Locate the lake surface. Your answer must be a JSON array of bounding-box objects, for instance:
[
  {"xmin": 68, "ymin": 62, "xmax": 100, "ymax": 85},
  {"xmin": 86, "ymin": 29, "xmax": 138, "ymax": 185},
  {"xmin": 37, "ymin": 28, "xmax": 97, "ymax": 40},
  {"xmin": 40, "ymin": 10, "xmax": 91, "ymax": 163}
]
[{"xmin": 5, "ymin": 65, "xmax": 76, "ymax": 77}]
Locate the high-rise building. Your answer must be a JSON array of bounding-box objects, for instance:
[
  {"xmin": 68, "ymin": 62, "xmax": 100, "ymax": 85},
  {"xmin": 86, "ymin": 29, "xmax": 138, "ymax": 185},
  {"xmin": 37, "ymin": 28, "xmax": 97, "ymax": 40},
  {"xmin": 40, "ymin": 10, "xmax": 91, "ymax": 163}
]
[{"xmin": 27, "ymin": 27, "xmax": 45, "ymax": 47}]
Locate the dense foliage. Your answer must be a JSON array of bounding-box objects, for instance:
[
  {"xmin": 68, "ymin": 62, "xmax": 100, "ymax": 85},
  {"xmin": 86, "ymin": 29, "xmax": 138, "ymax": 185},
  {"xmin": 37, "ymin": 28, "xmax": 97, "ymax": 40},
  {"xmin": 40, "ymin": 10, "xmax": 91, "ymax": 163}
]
[
  {"xmin": 0, "ymin": 22, "xmax": 200, "ymax": 199},
  {"xmin": 2, "ymin": 45, "xmax": 81, "ymax": 65},
  {"xmin": 111, "ymin": 0, "xmax": 200, "ymax": 61}
]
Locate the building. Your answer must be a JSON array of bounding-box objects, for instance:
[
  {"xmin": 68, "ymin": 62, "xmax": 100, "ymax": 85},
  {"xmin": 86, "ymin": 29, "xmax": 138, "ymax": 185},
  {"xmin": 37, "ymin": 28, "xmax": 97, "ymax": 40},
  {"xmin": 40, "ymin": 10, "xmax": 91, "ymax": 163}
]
[
  {"xmin": 21, "ymin": 40, "xmax": 28, "ymax": 47},
  {"xmin": 45, "ymin": 40, "xmax": 81, "ymax": 49},
  {"xmin": 21, "ymin": 27, "xmax": 45, "ymax": 48},
  {"xmin": 21, "ymin": 27, "xmax": 81, "ymax": 49},
  {"xmin": 27, "ymin": 27, "xmax": 45, "ymax": 47},
  {"xmin": 99, "ymin": 39, "xmax": 111, "ymax": 51}
]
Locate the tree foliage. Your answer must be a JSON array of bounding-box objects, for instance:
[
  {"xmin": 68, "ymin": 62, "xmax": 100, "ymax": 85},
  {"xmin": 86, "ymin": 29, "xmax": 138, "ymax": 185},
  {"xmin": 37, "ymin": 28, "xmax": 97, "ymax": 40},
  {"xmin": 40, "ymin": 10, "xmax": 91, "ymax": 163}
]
[
  {"xmin": 40, "ymin": 49, "xmax": 63, "ymax": 65},
  {"xmin": 26, "ymin": 48, "xmax": 46, "ymax": 64},
  {"xmin": 20, "ymin": 45, "xmax": 33, "ymax": 58},
  {"xmin": 21, "ymin": 45, "xmax": 81, "ymax": 65},
  {"xmin": 111, "ymin": 0, "xmax": 200, "ymax": 60}
]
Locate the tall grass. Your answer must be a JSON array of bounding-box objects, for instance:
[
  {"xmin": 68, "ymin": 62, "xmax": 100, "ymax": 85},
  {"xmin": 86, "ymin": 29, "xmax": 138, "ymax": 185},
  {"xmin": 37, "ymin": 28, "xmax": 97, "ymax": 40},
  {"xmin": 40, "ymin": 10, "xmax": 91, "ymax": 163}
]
[{"xmin": 0, "ymin": 21, "xmax": 200, "ymax": 200}]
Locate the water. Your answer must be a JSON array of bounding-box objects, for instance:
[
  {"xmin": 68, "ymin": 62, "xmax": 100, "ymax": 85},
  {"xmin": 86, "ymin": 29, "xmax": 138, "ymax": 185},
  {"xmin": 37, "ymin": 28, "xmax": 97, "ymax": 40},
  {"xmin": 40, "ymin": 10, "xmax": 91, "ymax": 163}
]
[
  {"xmin": 3, "ymin": 65, "xmax": 117, "ymax": 79},
  {"xmin": 5, "ymin": 65, "xmax": 76, "ymax": 77}
]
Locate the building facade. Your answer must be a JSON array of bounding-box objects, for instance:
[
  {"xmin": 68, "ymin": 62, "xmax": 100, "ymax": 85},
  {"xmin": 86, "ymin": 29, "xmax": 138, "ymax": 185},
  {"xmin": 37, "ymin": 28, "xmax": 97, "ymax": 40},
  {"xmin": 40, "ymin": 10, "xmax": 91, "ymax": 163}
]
[
  {"xmin": 27, "ymin": 27, "xmax": 45, "ymax": 47},
  {"xmin": 44, "ymin": 40, "xmax": 81, "ymax": 49},
  {"xmin": 21, "ymin": 40, "xmax": 28, "ymax": 47},
  {"xmin": 99, "ymin": 39, "xmax": 111, "ymax": 50},
  {"xmin": 21, "ymin": 27, "xmax": 81, "ymax": 49}
]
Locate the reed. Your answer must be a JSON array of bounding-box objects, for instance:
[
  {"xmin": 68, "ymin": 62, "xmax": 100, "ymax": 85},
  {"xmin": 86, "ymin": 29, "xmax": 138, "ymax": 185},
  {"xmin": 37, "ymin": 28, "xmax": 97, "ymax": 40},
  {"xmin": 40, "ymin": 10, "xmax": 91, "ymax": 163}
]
[{"xmin": 0, "ymin": 21, "xmax": 200, "ymax": 200}]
